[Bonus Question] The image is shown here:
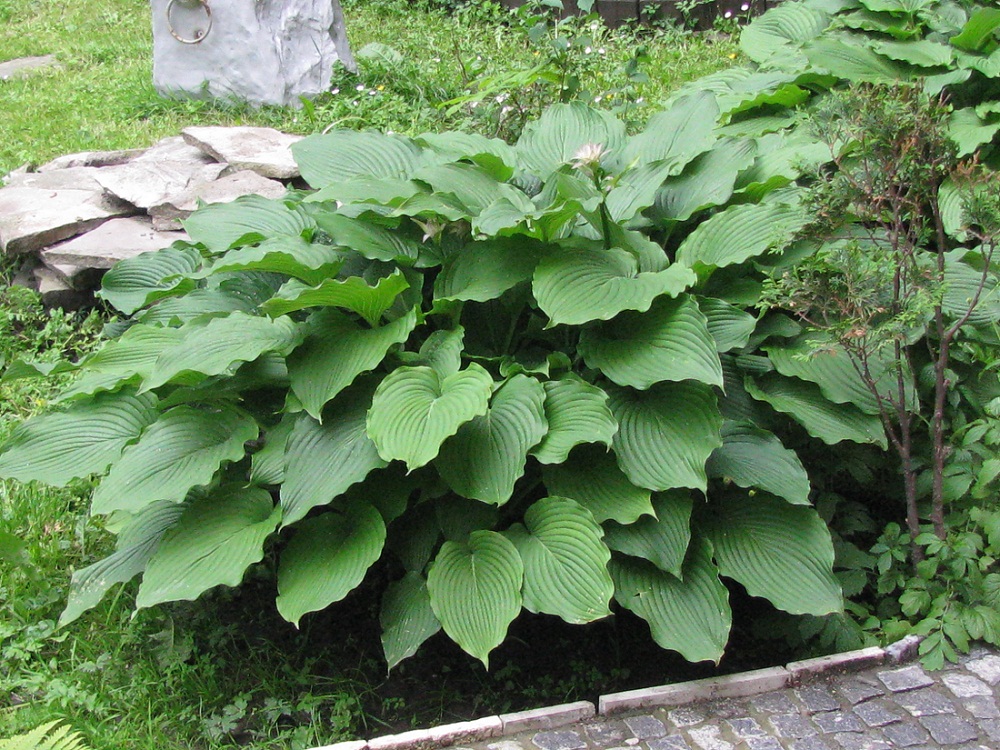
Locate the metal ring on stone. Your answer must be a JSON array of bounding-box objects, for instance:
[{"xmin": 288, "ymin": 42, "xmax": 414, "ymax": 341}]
[{"xmin": 165, "ymin": 0, "xmax": 213, "ymax": 44}]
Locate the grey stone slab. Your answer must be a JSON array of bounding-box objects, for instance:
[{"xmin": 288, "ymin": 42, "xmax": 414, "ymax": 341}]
[
  {"xmin": 182, "ymin": 126, "xmax": 302, "ymax": 179},
  {"xmin": 876, "ymin": 665, "xmax": 934, "ymax": 693},
  {"xmin": 133, "ymin": 136, "xmax": 218, "ymax": 165},
  {"xmin": 884, "ymin": 635, "xmax": 922, "ymax": 664},
  {"xmin": 882, "ymin": 722, "xmax": 929, "ymax": 747},
  {"xmin": 149, "ymin": 169, "xmax": 287, "ymax": 229},
  {"xmin": 724, "ymin": 718, "xmax": 763, "ymax": 738},
  {"xmin": 0, "ymin": 54, "xmax": 60, "ymax": 80},
  {"xmin": 981, "ymin": 718, "xmax": 1000, "ymax": 742},
  {"xmin": 766, "ymin": 713, "xmax": 817, "ymax": 739},
  {"xmin": 918, "ymin": 714, "xmax": 978, "ymax": 745},
  {"xmin": 38, "ymin": 149, "xmax": 144, "ymax": 171},
  {"xmin": 894, "ymin": 688, "xmax": 955, "ymax": 716},
  {"xmin": 749, "ymin": 691, "xmax": 797, "ymax": 714},
  {"xmin": 0, "ymin": 185, "xmax": 132, "ymax": 254},
  {"xmin": 786, "ymin": 648, "xmax": 884, "ymax": 680},
  {"xmin": 790, "ymin": 738, "xmax": 833, "ymax": 750},
  {"xmin": 4, "ymin": 167, "xmax": 105, "ymax": 192},
  {"xmin": 646, "ymin": 737, "xmax": 689, "ymax": 750},
  {"xmin": 963, "ymin": 695, "xmax": 1000, "ymax": 719},
  {"xmin": 624, "ymin": 716, "xmax": 666, "ymax": 740},
  {"xmin": 151, "ymin": 0, "xmax": 354, "ymax": 107},
  {"xmin": 836, "ymin": 677, "xmax": 883, "ymax": 705},
  {"xmin": 93, "ymin": 159, "xmax": 227, "ymax": 209},
  {"xmin": 851, "ymin": 699, "xmax": 903, "ymax": 727},
  {"xmin": 942, "ymin": 672, "xmax": 992, "ymax": 698},
  {"xmin": 667, "ymin": 707, "xmax": 707, "ymax": 728},
  {"xmin": 830, "ymin": 733, "xmax": 889, "ymax": 750},
  {"xmin": 600, "ymin": 669, "xmax": 790, "ymax": 715},
  {"xmin": 585, "ymin": 722, "xmax": 625, "ymax": 744},
  {"xmin": 686, "ymin": 725, "xmax": 732, "ymax": 750},
  {"xmin": 488, "ymin": 742, "xmax": 524, "ymax": 750},
  {"xmin": 742, "ymin": 739, "xmax": 782, "ymax": 750},
  {"xmin": 699, "ymin": 699, "xmax": 743, "ymax": 720},
  {"xmin": 795, "ymin": 685, "xmax": 840, "ymax": 713},
  {"xmin": 531, "ymin": 730, "xmax": 586, "ymax": 750},
  {"xmin": 33, "ymin": 266, "xmax": 92, "ymax": 309},
  {"xmin": 811, "ymin": 712, "xmax": 863, "ymax": 735},
  {"xmin": 42, "ymin": 217, "xmax": 188, "ymax": 270},
  {"xmin": 965, "ymin": 655, "xmax": 1000, "ymax": 685}
]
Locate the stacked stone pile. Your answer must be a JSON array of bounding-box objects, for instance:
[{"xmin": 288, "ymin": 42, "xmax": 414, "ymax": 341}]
[{"xmin": 0, "ymin": 126, "xmax": 301, "ymax": 308}]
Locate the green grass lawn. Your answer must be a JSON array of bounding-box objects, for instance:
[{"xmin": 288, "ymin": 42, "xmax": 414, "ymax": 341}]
[{"xmin": 0, "ymin": 2, "xmax": 739, "ymax": 747}]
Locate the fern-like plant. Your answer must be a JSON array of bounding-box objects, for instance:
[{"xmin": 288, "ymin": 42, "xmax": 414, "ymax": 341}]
[{"xmin": 0, "ymin": 722, "xmax": 91, "ymax": 750}]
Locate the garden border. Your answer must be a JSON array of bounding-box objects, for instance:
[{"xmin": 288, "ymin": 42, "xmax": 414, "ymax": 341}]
[{"xmin": 309, "ymin": 636, "xmax": 921, "ymax": 750}]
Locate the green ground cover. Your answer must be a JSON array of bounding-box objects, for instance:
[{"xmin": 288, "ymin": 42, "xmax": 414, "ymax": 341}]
[{"xmin": 0, "ymin": 3, "xmax": 740, "ymax": 748}]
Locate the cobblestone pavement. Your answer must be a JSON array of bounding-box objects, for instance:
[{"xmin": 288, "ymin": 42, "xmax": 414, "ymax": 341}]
[{"xmin": 474, "ymin": 646, "xmax": 1000, "ymax": 750}]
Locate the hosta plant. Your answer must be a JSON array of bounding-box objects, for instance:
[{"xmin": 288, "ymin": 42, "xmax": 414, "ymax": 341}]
[{"xmin": 0, "ymin": 95, "xmax": 858, "ymax": 669}]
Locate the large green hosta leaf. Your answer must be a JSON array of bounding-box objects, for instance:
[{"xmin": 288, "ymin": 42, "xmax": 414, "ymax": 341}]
[
  {"xmin": 579, "ymin": 295, "xmax": 723, "ymax": 390},
  {"xmin": 196, "ymin": 236, "xmax": 343, "ymax": 285},
  {"xmin": 312, "ymin": 213, "xmax": 422, "ymax": 266},
  {"xmin": 707, "ymin": 421, "xmax": 811, "ymax": 505},
  {"xmin": 367, "ymin": 364, "xmax": 493, "ymax": 471},
  {"xmin": 91, "ymin": 404, "xmax": 258, "ymax": 515},
  {"xmin": 533, "ymin": 243, "xmax": 695, "ymax": 327},
  {"xmin": 287, "ymin": 308, "xmax": 417, "ymax": 420},
  {"xmin": 60, "ymin": 500, "xmax": 183, "ymax": 625},
  {"xmin": 605, "ymin": 161, "xmax": 682, "ymax": 225},
  {"xmin": 611, "ymin": 538, "xmax": 731, "ymax": 664},
  {"xmin": 262, "ymin": 270, "xmax": 411, "ymax": 324},
  {"xmin": 427, "ymin": 530, "xmax": 523, "ymax": 668},
  {"xmin": 136, "ymin": 486, "xmax": 280, "ymax": 609},
  {"xmin": 381, "ymin": 572, "xmax": 442, "ymax": 671},
  {"xmin": 652, "ymin": 137, "xmax": 757, "ymax": 223},
  {"xmin": 411, "ymin": 162, "xmax": 533, "ymax": 218},
  {"xmin": 764, "ymin": 335, "xmax": 914, "ymax": 415},
  {"xmin": 144, "ymin": 313, "xmax": 301, "ymax": 390},
  {"xmin": 675, "ymin": 200, "xmax": 805, "ymax": 270},
  {"xmin": 250, "ymin": 415, "xmax": 294, "ymax": 487},
  {"xmin": 293, "ymin": 130, "xmax": 425, "ymax": 189},
  {"xmin": 617, "ymin": 91, "xmax": 720, "ymax": 172},
  {"xmin": 435, "ymin": 239, "xmax": 541, "ymax": 302},
  {"xmin": 98, "ymin": 246, "xmax": 202, "ymax": 315},
  {"xmin": 699, "ymin": 493, "xmax": 842, "ymax": 616},
  {"xmin": 277, "ymin": 500, "xmax": 386, "ymax": 626},
  {"xmin": 532, "ymin": 375, "xmax": 618, "ymax": 465},
  {"xmin": 184, "ymin": 195, "xmax": 316, "ymax": 253},
  {"xmin": 506, "ymin": 496, "xmax": 613, "ymax": 624},
  {"xmin": 608, "ymin": 382, "xmax": 723, "ymax": 493},
  {"xmin": 739, "ymin": 1, "xmax": 830, "ymax": 67},
  {"xmin": 745, "ymin": 373, "xmax": 887, "ymax": 447},
  {"xmin": 943, "ymin": 252, "xmax": 1000, "ymax": 324},
  {"xmin": 437, "ymin": 375, "xmax": 547, "ymax": 505},
  {"xmin": 0, "ymin": 390, "xmax": 158, "ymax": 486},
  {"xmin": 281, "ymin": 383, "xmax": 388, "ymax": 526},
  {"xmin": 700, "ymin": 298, "xmax": 757, "ymax": 352},
  {"xmin": 516, "ymin": 102, "xmax": 626, "ymax": 177},
  {"xmin": 603, "ymin": 492, "xmax": 692, "ymax": 578},
  {"xmin": 542, "ymin": 444, "xmax": 654, "ymax": 525}
]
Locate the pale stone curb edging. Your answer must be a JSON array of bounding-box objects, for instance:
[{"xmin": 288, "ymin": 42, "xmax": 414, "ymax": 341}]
[{"xmin": 309, "ymin": 639, "xmax": 921, "ymax": 750}]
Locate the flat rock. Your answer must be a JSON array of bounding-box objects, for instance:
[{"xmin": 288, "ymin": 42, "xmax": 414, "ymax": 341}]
[
  {"xmin": 93, "ymin": 159, "xmax": 227, "ymax": 209},
  {"xmin": 38, "ymin": 148, "xmax": 145, "ymax": 172},
  {"xmin": 149, "ymin": 169, "xmax": 287, "ymax": 230},
  {"xmin": 42, "ymin": 217, "xmax": 188, "ymax": 269},
  {"xmin": 0, "ymin": 185, "xmax": 133, "ymax": 254},
  {"xmin": 33, "ymin": 266, "xmax": 93, "ymax": 309},
  {"xmin": 133, "ymin": 135, "xmax": 219, "ymax": 165},
  {"xmin": 182, "ymin": 126, "xmax": 301, "ymax": 179},
  {"xmin": 4, "ymin": 166, "xmax": 105, "ymax": 192},
  {"xmin": 0, "ymin": 55, "xmax": 61, "ymax": 80}
]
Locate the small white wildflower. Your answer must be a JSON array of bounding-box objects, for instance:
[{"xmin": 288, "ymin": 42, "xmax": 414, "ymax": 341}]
[
  {"xmin": 594, "ymin": 95, "xmax": 602, "ymax": 103},
  {"xmin": 598, "ymin": 47, "xmax": 606, "ymax": 55},
  {"xmin": 740, "ymin": 2, "xmax": 750, "ymax": 9},
  {"xmin": 356, "ymin": 83, "xmax": 365, "ymax": 91},
  {"xmin": 495, "ymin": 92, "xmax": 509, "ymax": 104},
  {"xmin": 636, "ymin": 97, "xmax": 644, "ymax": 104},
  {"xmin": 433, "ymin": 57, "xmax": 441, "ymax": 62},
  {"xmin": 351, "ymin": 99, "xmax": 359, "ymax": 106},
  {"xmin": 331, "ymin": 87, "xmax": 340, "ymax": 95},
  {"xmin": 369, "ymin": 89, "xmax": 377, "ymax": 95},
  {"xmin": 724, "ymin": 10, "xmax": 733, "ymax": 18},
  {"xmin": 584, "ymin": 46, "xmax": 592, "ymax": 54},
  {"xmin": 589, "ymin": 20, "xmax": 599, "ymax": 30},
  {"xmin": 501, "ymin": 105, "xmax": 513, "ymax": 115}
]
